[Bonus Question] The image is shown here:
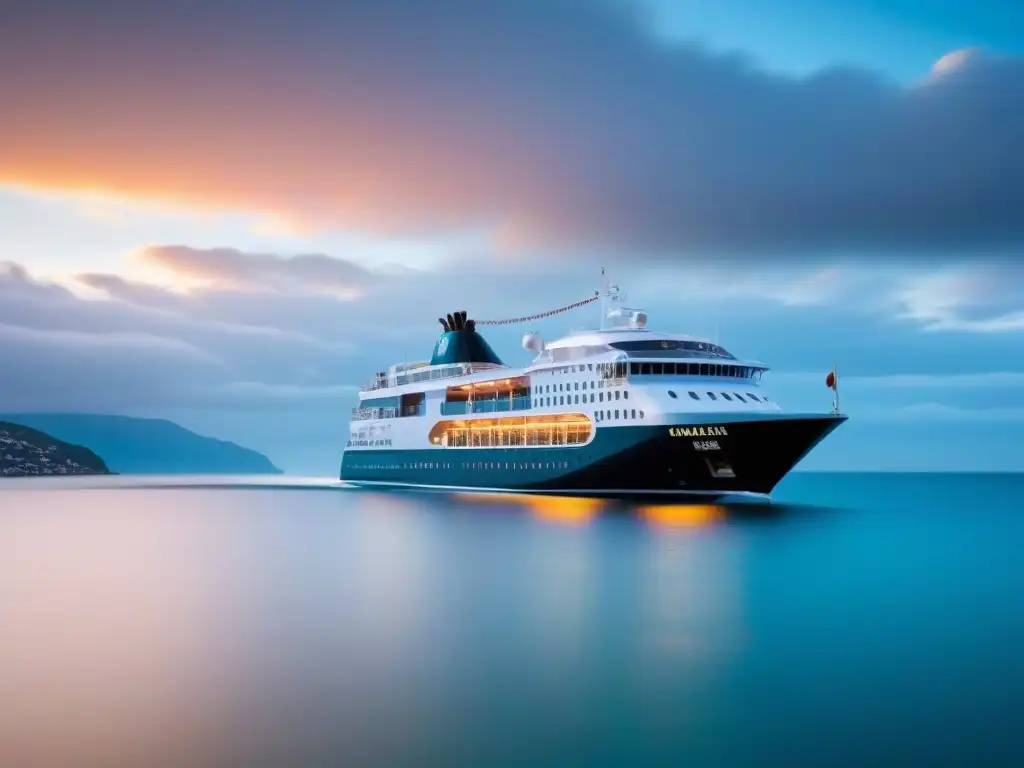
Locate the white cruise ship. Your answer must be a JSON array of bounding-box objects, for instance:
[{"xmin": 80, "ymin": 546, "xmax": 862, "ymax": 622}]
[{"xmin": 340, "ymin": 283, "xmax": 846, "ymax": 498}]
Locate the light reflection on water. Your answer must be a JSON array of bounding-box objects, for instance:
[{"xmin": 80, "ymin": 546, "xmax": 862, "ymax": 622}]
[{"xmin": 0, "ymin": 475, "xmax": 1022, "ymax": 766}]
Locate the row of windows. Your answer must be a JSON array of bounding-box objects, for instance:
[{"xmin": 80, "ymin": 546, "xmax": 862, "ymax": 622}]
[
  {"xmin": 535, "ymin": 389, "xmax": 628, "ymax": 408},
  {"xmin": 436, "ymin": 423, "xmax": 591, "ymax": 448},
  {"xmin": 538, "ymin": 362, "xmax": 625, "ymax": 378},
  {"xmin": 596, "ymin": 408, "xmax": 644, "ymax": 422},
  {"xmin": 346, "ymin": 438, "xmax": 394, "ymax": 448},
  {"xmin": 345, "ymin": 460, "xmax": 573, "ymax": 472},
  {"xmin": 630, "ymin": 362, "xmax": 759, "ymax": 379},
  {"xmin": 610, "ymin": 339, "xmax": 734, "ymax": 359},
  {"xmin": 536, "ymin": 374, "xmax": 623, "ymax": 396},
  {"xmin": 668, "ymin": 390, "xmax": 772, "ymax": 404}
]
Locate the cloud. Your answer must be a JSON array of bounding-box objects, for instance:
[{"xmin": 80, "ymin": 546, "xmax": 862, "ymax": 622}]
[
  {"xmin": 2, "ymin": 2, "xmax": 1023, "ymax": 258},
  {"xmin": 117, "ymin": 245, "xmax": 1024, "ymax": 344},
  {"xmin": 136, "ymin": 246, "xmax": 375, "ymax": 296},
  {"xmin": 892, "ymin": 264, "xmax": 1024, "ymax": 332},
  {"xmin": 75, "ymin": 272, "xmax": 187, "ymax": 307},
  {"xmin": 0, "ymin": 261, "xmax": 366, "ymax": 411},
  {"xmin": 0, "ymin": 321, "xmax": 226, "ymax": 411}
]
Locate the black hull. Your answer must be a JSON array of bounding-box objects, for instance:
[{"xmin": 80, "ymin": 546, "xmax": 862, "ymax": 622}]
[{"xmin": 341, "ymin": 414, "xmax": 846, "ymax": 497}]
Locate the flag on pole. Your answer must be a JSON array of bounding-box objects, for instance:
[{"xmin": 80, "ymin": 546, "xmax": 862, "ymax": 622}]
[{"xmin": 826, "ymin": 363, "xmax": 840, "ymax": 414}]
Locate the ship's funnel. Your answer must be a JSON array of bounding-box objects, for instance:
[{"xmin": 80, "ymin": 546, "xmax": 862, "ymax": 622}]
[{"xmin": 430, "ymin": 311, "xmax": 504, "ymax": 367}]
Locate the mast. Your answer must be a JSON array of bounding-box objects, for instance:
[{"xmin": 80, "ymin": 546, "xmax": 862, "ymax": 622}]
[
  {"xmin": 599, "ymin": 266, "xmax": 624, "ymax": 329},
  {"xmin": 833, "ymin": 361, "xmax": 840, "ymax": 415}
]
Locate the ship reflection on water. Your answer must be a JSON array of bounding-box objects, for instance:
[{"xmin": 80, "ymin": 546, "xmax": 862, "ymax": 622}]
[
  {"xmin": 637, "ymin": 503, "xmax": 726, "ymax": 528},
  {"xmin": 445, "ymin": 489, "xmax": 782, "ymax": 529},
  {"xmin": 450, "ymin": 491, "xmax": 607, "ymax": 525}
]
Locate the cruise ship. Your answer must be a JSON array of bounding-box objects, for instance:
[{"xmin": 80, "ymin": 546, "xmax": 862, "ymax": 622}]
[{"xmin": 340, "ymin": 284, "xmax": 846, "ymax": 498}]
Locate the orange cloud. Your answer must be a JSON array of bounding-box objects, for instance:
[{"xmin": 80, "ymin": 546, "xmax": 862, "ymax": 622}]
[{"xmin": 3, "ymin": 0, "xmax": 1024, "ymax": 257}]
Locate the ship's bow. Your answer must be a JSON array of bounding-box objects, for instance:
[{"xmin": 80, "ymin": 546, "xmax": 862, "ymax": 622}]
[{"xmin": 574, "ymin": 414, "xmax": 846, "ymax": 497}]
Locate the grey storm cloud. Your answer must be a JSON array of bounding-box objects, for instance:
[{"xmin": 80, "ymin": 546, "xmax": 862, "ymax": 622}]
[
  {"xmin": 2, "ymin": 0, "xmax": 1023, "ymax": 257},
  {"xmin": 0, "ymin": 261, "xmax": 363, "ymax": 411}
]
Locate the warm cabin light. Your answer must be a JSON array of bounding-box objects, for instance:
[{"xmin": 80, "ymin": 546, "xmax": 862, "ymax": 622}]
[
  {"xmin": 428, "ymin": 413, "xmax": 594, "ymax": 447},
  {"xmin": 638, "ymin": 504, "xmax": 725, "ymax": 529}
]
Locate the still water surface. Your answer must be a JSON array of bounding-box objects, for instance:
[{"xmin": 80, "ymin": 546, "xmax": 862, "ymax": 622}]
[{"xmin": 1, "ymin": 473, "xmax": 1022, "ymax": 766}]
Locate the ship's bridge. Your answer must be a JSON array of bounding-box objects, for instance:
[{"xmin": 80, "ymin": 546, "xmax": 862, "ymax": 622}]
[{"xmin": 531, "ymin": 329, "xmax": 741, "ymax": 366}]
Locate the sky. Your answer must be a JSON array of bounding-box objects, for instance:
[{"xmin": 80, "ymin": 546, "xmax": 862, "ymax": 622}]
[{"xmin": 2, "ymin": 0, "xmax": 1024, "ymax": 474}]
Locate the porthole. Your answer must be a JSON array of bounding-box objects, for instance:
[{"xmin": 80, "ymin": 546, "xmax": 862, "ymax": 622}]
[{"xmin": 668, "ymin": 390, "xmax": 678, "ymax": 399}]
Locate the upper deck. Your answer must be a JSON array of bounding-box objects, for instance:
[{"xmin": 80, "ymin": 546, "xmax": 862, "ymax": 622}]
[
  {"xmin": 525, "ymin": 328, "xmax": 766, "ymax": 373},
  {"xmin": 359, "ymin": 283, "xmax": 773, "ymax": 396}
]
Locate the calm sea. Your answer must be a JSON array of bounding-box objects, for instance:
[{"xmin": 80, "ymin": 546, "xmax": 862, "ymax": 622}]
[{"xmin": 1, "ymin": 473, "xmax": 1022, "ymax": 766}]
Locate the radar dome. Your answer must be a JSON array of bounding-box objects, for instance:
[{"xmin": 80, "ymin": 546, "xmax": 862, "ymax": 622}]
[
  {"xmin": 631, "ymin": 311, "xmax": 648, "ymax": 329},
  {"xmin": 522, "ymin": 333, "xmax": 545, "ymax": 353}
]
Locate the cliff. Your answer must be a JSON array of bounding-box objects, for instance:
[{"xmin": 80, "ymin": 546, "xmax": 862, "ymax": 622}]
[
  {"xmin": 0, "ymin": 414, "xmax": 283, "ymax": 475},
  {"xmin": 0, "ymin": 421, "xmax": 112, "ymax": 476}
]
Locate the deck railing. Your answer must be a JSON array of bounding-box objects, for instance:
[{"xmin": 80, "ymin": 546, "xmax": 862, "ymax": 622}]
[
  {"xmin": 361, "ymin": 362, "xmax": 508, "ymax": 392},
  {"xmin": 440, "ymin": 396, "xmax": 531, "ymax": 416}
]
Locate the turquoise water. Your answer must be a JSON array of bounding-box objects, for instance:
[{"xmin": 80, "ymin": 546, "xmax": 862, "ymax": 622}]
[{"xmin": 1, "ymin": 473, "xmax": 1022, "ymax": 765}]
